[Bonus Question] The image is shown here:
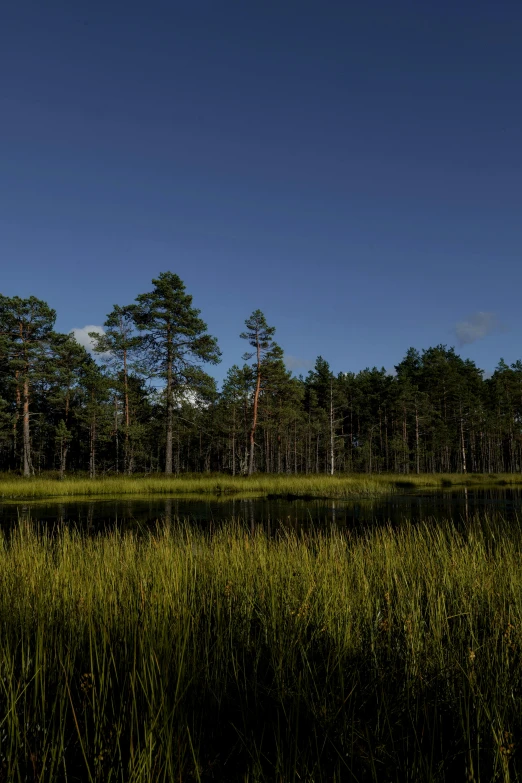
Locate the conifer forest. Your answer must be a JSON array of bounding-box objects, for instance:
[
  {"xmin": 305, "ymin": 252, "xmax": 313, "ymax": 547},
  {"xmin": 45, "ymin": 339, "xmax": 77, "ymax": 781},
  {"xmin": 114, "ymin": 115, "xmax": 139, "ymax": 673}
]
[{"xmin": 1, "ymin": 272, "xmax": 521, "ymax": 479}]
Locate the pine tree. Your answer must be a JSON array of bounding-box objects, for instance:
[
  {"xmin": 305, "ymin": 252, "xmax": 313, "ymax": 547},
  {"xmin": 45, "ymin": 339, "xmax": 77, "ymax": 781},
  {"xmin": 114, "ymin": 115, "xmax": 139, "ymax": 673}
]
[
  {"xmin": 219, "ymin": 364, "xmax": 254, "ymax": 474},
  {"xmin": 89, "ymin": 305, "xmax": 146, "ymax": 473},
  {"xmin": 240, "ymin": 310, "xmax": 283, "ymax": 475},
  {"xmin": 260, "ymin": 360, "xmax": 303, "ymax": 473},
  {"xmin": 132, "ymin": 273, "xmax": 221, "ymax": 474},
  {"xmin": 0, "ymin": 296, "xmax": 57, "ymax": 475},
  {"xmin": 77, "ymin": 358, "xmax": 111, "ymax": 478},
  {"xmin": 49, "ymin": 333, "xmax": 92, "ymax": 476}
]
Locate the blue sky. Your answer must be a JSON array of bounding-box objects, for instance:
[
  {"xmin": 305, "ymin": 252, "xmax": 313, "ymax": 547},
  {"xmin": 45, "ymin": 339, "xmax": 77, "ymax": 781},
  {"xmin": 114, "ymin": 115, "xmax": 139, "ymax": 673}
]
[{"xmin": 1, "ymin": 0, "xmax": 521, "ymax": 384}]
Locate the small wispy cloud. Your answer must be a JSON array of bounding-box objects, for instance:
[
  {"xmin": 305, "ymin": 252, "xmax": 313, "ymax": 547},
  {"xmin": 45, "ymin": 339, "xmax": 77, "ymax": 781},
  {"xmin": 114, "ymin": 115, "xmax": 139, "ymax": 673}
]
[
  {"xmin": 453, "ymin": 311, "xmax": 504, "ymax": 345},
  {"xmin": 70, "ymin": 325, "xmax": 105, "ymax": 354},
  {"xmin": 284, "ymin": 355, "xmax": 314, "ymax": 372}
]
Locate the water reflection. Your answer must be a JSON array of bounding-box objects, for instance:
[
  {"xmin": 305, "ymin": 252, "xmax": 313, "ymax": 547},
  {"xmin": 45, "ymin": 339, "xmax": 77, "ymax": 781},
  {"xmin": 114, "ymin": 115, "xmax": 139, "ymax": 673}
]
[{"xmin": 0, "ymin": 488, "xmax": 521, "ymax": 534}]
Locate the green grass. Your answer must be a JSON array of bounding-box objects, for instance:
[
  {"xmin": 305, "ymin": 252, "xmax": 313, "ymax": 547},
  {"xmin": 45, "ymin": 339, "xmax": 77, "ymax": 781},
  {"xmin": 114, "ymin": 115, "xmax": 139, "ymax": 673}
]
[
  {"xmin": 2, "ymin": 515, "xmax": 522, "ymax": 780},
  {"xmin": 1, "ymin": 471, "xmax": 522, "ymax": 500}
]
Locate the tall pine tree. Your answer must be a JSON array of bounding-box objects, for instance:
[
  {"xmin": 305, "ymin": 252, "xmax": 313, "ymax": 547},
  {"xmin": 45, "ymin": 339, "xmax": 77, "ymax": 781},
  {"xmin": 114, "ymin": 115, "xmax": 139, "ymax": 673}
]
[
  {"xmin": 0, "ymin": 296, "xmax": 57, "ymax": 475},
  {"xmin": 132, "ymin": 273, "xmax": 220, "ymax": 474},
  {"xmin": 240, "ymin": 310, "xmax": 283, "ymax": 475}
]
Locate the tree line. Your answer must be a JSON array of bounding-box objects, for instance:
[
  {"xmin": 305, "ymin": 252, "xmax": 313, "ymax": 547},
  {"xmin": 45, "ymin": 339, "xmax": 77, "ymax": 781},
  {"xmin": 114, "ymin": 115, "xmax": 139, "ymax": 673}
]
[{"xmin": 1, "ymin": 272, "xmax": 521, "ymax": 477}]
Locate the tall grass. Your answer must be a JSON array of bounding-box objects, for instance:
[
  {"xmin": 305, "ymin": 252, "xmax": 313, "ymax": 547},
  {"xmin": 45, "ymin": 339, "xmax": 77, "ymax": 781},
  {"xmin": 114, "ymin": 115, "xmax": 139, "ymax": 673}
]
[
  {"xmin": 1, "ymin": 471, "xmax": 521, "ymax": 499},
  {"xmin": 1, "ymin": 515, "xmax": 522, "ymax": 780}
]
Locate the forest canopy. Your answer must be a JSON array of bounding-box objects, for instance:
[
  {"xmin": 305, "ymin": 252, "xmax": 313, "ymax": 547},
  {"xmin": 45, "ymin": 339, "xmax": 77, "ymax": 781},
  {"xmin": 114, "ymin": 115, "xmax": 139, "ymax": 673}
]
[{"xmin": 1, "ymin": 274, "xmax": 521, "ymax": 477}]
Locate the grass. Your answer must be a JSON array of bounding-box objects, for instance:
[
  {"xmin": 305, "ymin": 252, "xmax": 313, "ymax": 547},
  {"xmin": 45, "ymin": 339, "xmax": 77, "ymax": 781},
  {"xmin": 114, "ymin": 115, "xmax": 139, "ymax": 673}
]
[
  {"xmin": 1, "ymin": 515, "xmax": 522, "ymax": 780},
  {"xmin": 1, "ymin": 471, "xmax": 522, "ymax": 500}
]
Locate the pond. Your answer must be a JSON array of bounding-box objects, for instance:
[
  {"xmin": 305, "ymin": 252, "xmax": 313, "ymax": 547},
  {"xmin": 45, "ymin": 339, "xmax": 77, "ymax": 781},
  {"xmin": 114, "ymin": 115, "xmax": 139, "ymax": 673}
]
[{"xmin": 1, "ymin": 487, "xmax": 522, "ymax": 533}]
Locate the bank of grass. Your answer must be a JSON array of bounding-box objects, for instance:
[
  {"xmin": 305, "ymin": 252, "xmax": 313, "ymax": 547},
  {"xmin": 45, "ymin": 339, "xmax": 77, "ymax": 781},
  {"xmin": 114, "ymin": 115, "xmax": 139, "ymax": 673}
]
[
  {"xmin": 2, "ymin": 515, "xmax": 522, "ymax": 780},
  {"xmin": 1, "ymin": 471, "xmax": 522, "ymax": 500}
]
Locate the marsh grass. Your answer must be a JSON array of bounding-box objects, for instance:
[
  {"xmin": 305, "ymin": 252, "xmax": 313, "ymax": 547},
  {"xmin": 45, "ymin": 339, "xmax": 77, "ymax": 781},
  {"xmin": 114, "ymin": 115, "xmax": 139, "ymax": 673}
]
[
  {"xmin": 1, "ymin": 471, "xmax": 521, "ymax": 500},
  {"xmin": 1, "ymin": 515, "xmax": 522, "ymax": 780}
]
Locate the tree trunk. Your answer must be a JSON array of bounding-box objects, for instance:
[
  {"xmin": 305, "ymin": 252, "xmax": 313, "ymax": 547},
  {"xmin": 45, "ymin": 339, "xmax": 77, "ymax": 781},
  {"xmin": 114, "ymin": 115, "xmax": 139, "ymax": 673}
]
[
  {"xmin": 402, "ymin": 407, "xmax": 409, "ymax": 474},
  {"xmin": 13, "ymin": 370, "xmax": 20, "ymax": 462},
  {"xmin": 89, "ymin": 412, "xmax": 96, "ymax": 479},
  {"xmin": 60, "ymin": 442, "xmax": 68, "ymax": 480},
  {"xmin": 415, "ymin": 401, "xmax": 420, "ymax": 475},
  {"xmin": 384, "ymin": 409, "xmax": 389, "ymax": 471},
  {"xmin": 114, "ymin": 395, "xmax": 119, "ymax": 474},
  {"xmin": 22, "ymin": 377, "xmax": 33, "ymax": 477},
  {"xmin": 231, "ymin": 406, "xmax": 236, "ymax": 476},
  {"xmin": 329, "ymin": 380, "xmax": 335, "ymax": 475},
  {"xmin": 350, "ymin": 406, "xmax": 354, "ymax": 472},
  {"xmin": 294, "ymin": 420, "xmax": 298, "ymax": 474},
  {"xmin": 165, "ymin": 331, "xmax": 173, "ymax": 475},
  {"xmin": 123, "ymin": 346, "xmax": 131, "ymax": 474},
  {"xmin": 460, "ymin": 402, "xmax": 467, "ymax": 474},
  {"xmin": 248, "ymin": 337, "xmax": 262, "ymax": 476},
  {"xmin": 306, "ymin": 415, "xmax": 311, "ymax": 474}
]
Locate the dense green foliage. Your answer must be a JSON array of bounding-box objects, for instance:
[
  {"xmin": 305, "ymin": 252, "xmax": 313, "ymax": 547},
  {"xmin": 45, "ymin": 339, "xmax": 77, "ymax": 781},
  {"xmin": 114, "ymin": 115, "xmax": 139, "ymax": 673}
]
[
  {"xmin": 2, "ymin": 276, "xmax": 522, "ymax": 476},
  {"xmin": 1, "ymin": 516, "xmax": 522, "ymax": 780}
]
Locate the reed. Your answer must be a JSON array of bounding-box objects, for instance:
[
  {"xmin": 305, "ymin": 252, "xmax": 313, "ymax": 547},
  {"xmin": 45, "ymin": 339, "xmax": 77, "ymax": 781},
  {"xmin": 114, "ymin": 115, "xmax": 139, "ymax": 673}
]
[
  {"xmin": 1, "ymin": 515, "xmax": 522, "ymax": 780},
  {"xmin": 1, "ymin": 471, "xmax": 521, "ymax": 500}
]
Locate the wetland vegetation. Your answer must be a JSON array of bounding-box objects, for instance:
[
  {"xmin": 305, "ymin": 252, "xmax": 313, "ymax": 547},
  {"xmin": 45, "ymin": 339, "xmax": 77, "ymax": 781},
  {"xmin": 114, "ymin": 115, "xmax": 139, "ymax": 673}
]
[
  {"xmin": 2, "ymin": 472, "xmax": 522, "ymax": 500},
  {"xmin": 1, "ymin": 514, "xmax": 522, "ymax": 781}
]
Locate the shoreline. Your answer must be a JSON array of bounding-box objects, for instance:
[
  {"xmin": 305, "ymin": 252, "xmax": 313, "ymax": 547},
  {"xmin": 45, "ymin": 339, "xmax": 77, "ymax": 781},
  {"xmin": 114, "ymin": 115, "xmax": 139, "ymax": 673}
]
[{"xmin": 1, "ymin": 472, "xmax": 522, "ymax": 500}]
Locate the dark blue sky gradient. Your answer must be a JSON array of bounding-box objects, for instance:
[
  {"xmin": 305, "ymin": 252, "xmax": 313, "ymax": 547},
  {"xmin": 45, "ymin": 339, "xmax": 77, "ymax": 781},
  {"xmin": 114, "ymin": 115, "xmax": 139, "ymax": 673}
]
[{"xmin": 1, "ymin": 1, "xmax": 521, "ymax": 381}]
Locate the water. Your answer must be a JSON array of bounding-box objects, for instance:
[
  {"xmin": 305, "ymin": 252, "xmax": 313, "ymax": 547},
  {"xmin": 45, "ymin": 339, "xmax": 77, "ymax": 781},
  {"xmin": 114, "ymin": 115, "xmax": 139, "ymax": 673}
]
[{"xmin": 1, "ymin": 488, "xmax": 522, "ymax": 532}]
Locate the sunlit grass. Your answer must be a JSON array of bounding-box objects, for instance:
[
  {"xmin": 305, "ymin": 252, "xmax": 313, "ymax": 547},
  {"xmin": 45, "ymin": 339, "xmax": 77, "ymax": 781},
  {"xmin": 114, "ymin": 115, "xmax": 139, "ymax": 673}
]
[
  {"xmin": 2, "ymin": 515, "xmax": 522, "ymax": 779},
  {"xmin": 1, "ymin": 471, "xmax": 521, "ymax": 499}
]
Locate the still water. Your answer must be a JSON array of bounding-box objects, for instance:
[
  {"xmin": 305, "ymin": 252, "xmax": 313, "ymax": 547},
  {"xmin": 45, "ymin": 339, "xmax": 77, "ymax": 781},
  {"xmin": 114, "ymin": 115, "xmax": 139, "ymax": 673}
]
[{"xmin": 1, "ymin": 489, "xmax": 522, "ymax": 532}]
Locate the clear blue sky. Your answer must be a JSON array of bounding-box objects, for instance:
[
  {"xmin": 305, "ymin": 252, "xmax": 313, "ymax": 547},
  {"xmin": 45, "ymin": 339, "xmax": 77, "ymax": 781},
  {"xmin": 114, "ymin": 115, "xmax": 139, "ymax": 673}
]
[{"xmin": 2, "ymin": 0, "xmax": 521, "ymax": 383}]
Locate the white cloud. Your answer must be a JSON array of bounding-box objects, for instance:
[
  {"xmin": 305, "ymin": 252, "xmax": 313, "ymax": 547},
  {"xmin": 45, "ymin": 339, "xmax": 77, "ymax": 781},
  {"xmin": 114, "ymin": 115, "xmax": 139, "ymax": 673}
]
[
  {"xmin": 453, "ymin": 311, "xmax": 504, "ymax": 345},
  {"xmin": 70, "ymin": 325, "xmax": 105, "ymax": 354},
  {"xmin": 284, "ymin": 355, "xmax": 314, "ymax": 372},
  {"xmin": 175, "ymin": 388, "xmax": 209, "ymax": 408}
]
